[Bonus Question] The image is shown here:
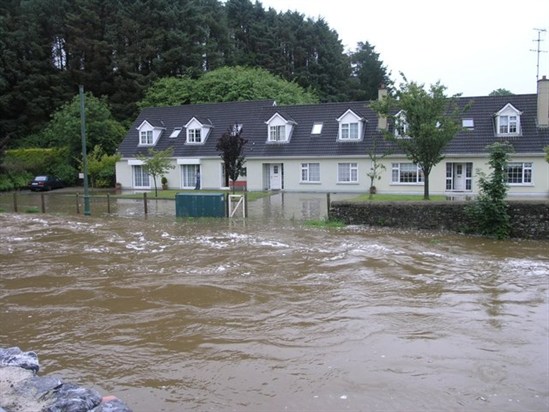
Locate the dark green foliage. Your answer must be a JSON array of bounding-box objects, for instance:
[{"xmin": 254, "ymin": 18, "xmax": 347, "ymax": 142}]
[
  {"xmin": 216, "ymin": 124, "xmax": 247, "ymax": 191},
  {"xmin": 466, "ymin": 142, "xmax": 513, "ymax": 239},
  {"xmin": 349, "ymin": 42, "xmax": 393, "ymax": 101},
  {"xmin": 2, "ymin": 0, "xmax": 392, "ymax": 153}
]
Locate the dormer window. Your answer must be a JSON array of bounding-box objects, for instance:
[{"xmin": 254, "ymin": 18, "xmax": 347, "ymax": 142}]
[
  {"xmin": 337, "ymin": 109, "xmax": 364, "ymax": 141},
  {"xmin": 136, "ymin": 120, "xmax": 164, "ymax": 146},
  {"xmin": 140, "ymin": 130, "xmax": 153, "ymax": 145},
  {"xmin": 270, "ymin": 125, "xmax": 285, "ymax": 141},
  {"xmin": 184, "ymin": 117, "xmax": 212, "ymax": 144},
  {"xmin": 266, "ymin": 113, "xmax": 294, "ymax": 143},
  {"xmin": 188, "ymin": 128, "xmax": 202, "ymax": 143},
  {"xmin": 394, "ymin": 110, "xmax": 409, "ymax": 138},
  {"xmin": 495, "ymin": 103, "xmax": 521, "ymax": 136}
]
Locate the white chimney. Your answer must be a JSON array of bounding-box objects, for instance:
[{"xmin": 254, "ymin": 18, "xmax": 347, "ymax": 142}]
[{"xmin": 537, "ymin": 75, "xmax": 549, "ymax": 127}]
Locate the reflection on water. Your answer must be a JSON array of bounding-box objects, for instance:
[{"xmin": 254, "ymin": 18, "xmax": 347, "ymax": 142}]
[{"xmin": 0, "ymin": 211, "xmax": 548, "ymax": 412}]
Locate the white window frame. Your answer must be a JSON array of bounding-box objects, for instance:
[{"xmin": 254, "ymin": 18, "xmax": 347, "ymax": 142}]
[
  {"xmin": 391, "ymin": 163, "xmax": 424, "ymax": 184},
  {"xmin": 340, "ymin": 122, "xmax": 359, "ymax": 140},
  {"xmin": 139, "ymin": 130, "xmax": 153, "ymax": 145},
  {"xmin": 133, "ymin": 165, "xmax": 151, "ymax": 188},
  {"xmin": 506, "ymin": 162, "xmax": 532, "ymax": 185},
  {"xmin": 394, "ymin": 110, "xmax": 409, "ymax": 138},
  {"xmin": 496, "ymin": 104, "xmax": 521, "ymax": 136},
  {"xmin": 337, "ymin": 162, "xmax": 358, "ymax": 183},
  {"xmin": 269, "ymin": 125, "xmax": 286, "ymax": 142},
  {"xmin": 187, "ymin": 128, "xmax": 202, "ymax": 143},
  {"xmin": 301, "ymin": 163, "xmax": 320, "ymax": 183}
]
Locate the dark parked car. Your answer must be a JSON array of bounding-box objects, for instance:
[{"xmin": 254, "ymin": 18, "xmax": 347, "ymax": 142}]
[{"xmin": 28, "ymin": 175, "xmax": 64, "ymax": 191}]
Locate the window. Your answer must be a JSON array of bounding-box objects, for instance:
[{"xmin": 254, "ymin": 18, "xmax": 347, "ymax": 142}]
[
  {"xmin": 311, "ymin": 122, "xmax": 323, "ymax": 134},
  {"xmin": 187, "ymin": 128, "xmax": 202, "ymax": 143},
  {"xmin": 139, "ymin": 130, "xmax": 153, "ymax": 145},
  {"xmin": 340, "ymin": 122, "xmax": 359, "ymax": 140},
  {"xmin": 133, "ymin": 165, "xmax": 150, "ymax": 187},
  {"xmin": 269, "ymin": 125, "xmax": 285, "ymax": 141},
  {"xmin": 499, "ymin": 115, "xmax": 518, "ymax": 134},
  {"xmin": 170, "ymin": 127, "xmax": 182, "ymax": 138},
  {"xmin": 181, "ymin": 165, "xmax": 200, "ymax": 188},
  {"xmin": 338, "ymin": 163, "xmax": 358, "ymax": 183},
  {"xmin": 301, "ymin": 163, "xmax": 320, "ymax": 183},
  {"xmin": 507, "ymin": 162, "xmax": 532, "ymax": 184},
  {"xmin": 462, "ymin": 119, "xmax": 474, "ymax": 129},
  {"xmin": 392, "ymin": 163, "xmax": 424, "ymax": 184},
  {"xmin": 495, "ymin": 103, "xmax": 521, "ymax": 136},
  {"xmin": 394, "ymin": 111, "xmax": 409, "ymax": 138}
]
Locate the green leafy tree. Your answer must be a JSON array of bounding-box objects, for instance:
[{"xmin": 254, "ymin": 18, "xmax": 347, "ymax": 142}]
[
  {"xmin": 544, "ymin": 146, "xmax": 549, "ymax": 163},
  {"xmin": 370, "ymin": 76, "xmax": 464, "ymax": 200},
  {"xmin": 83, "ymin": 145, "xmax": 121, "ymax": 188},
  {"xmin": 216, "ymin": 124, "xmax": 247, "ymax": 193},
  {"xmin": 489, "ymin": 88, "xmax": 513, "ymax": 96},
  {"xmin": 467, "ymin": 142, "xmax": 513, "ymax": 239},
  {"xmin": 27, "ymin": 92, "xmax": 125, "ymax": 160},
  {"xmin": 136, "ymin": 147, "xmax": 175, "ymax": 197},
  {"xmin": 140, "ymin": 66, "xmax": 318, "ymax": 107}
]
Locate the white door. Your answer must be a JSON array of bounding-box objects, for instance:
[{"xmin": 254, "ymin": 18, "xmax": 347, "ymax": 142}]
[
  {"xmin": 454, "ymin": 164, "xmax": 466, "ymax": 191},
  {"xmin": 270, "ymin": 164, "xmax": 282, "ymax": 190}
]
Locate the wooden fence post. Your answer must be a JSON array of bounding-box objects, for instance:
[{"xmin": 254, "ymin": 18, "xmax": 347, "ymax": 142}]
[
  {"xmin": 40, "ymin": 193, "xmax": 46, "ymax": 213},
  {"xmin": 107, "ymin": 193, "xmax": 111, "ymax": 214},
  {"xmin": 76, "ymin": 193, "xmax": 80, "ymax": 214},
  {"xmin": 13, "ymin": 192, "xmax": 18, "ymax": 213},
  {"xmin": 143, "ymin": 192, "xmax": 148, "ymax": 214}
]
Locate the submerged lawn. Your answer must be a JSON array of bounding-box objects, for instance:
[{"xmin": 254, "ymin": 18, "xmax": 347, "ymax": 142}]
[
  {"xmin": 351, "ymin": 194, "xmax": 447, "ymax": 201},
  {"xmin": 116, "ymin": 190, "xmax": 271, "ymax": 202}
]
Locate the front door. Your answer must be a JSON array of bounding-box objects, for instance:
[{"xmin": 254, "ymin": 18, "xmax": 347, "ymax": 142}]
[
  {"xmin": 270, "ymin": 164, "xmax": 282, "ymax": 190},
  {"xmin": 454, "ymin": 164, "xmax": 466, "ymax": 191}
]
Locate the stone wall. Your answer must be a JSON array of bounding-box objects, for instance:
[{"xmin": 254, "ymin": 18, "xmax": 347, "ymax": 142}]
[{"xmin": 329, "ymin": 201, "xmax": 549, "ymax": 239}]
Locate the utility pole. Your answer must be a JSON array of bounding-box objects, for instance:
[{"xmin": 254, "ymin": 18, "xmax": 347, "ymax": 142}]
[
  {"xmin": 79, "ymin": 85, "xmax": 91, "ymax": 216},
  {"xmin": 531, "ymin": 28, "xmax": 547, "ymax": 81}
]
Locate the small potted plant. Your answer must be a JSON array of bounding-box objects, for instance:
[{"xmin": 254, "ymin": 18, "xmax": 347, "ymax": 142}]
[{"xmin": 161, "ymin": 176, "xmax": 168, "ymax": 190}]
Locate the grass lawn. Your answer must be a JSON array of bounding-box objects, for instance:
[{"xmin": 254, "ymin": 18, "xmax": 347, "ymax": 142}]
[
  {"xmin": 116, "ymin": 190, "xmax": 271, "ymax": 202},
  {"xmin": 352, "ymin": 193, "xmax": 447, "ymax": 201}
]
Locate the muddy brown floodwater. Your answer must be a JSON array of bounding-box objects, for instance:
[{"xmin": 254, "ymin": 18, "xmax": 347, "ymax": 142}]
[{"xmin": 0, "ymin": 211, "xmax": 548, "ymax": 412}]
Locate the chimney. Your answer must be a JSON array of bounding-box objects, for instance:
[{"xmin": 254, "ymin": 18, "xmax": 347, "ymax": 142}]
[
  {"xmin": 377, "ymin": 85, "xmax": 388, "ymax": 131},
  {"xmin": 537, "ymin": 75, "xmax": 549, "ymax": 127}
]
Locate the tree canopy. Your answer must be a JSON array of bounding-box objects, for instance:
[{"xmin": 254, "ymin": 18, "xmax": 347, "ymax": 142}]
[
  {"xmin": 1, "ymin": 0, "xmax": 393, "ymax": 151},
  {"xmin": 371, "ymin": 77, "xmax": 464, "ymax": 200},
  {"xmin": 136, "ymin": 147, "xmax": 175, "ymax": 197},
  {"xmin": 139, "ymin": 66, "xmax": 318, "ymax": 108}
]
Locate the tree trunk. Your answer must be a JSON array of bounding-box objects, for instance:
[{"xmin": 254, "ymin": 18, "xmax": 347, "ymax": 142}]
[{"xmin": 423, "ymin": 172, "xmax": 430, "ymax": 200}]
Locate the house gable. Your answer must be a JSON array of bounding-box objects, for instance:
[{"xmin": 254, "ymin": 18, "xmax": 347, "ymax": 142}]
[
  {"xmin": 494, "ymin": 103, "xmax": 522, "ymax": 137},
  {"xmin": 265, "ymin": 113, "xmax": 295, "ymax": 143},
  {"xmin": 184, "ymin": 117, "xmax": 213, "ymax": 144},
  {"xmin": 336, "ymin": 109, "xmax": 365, "ymax": 141},
  {"xmin": 136, "ymin": 120, "xmax": 164, "ymax": 146}
]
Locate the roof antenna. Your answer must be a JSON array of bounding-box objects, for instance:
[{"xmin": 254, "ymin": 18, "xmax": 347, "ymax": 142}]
[{"xmin": 531, "ymin": 28, "xmax": 547, "ymax": 81}]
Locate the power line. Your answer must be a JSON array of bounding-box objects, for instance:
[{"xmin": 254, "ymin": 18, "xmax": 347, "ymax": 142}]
[{"xmin": 530, "ymin": 28, "xmax": 547, "ymax": 81}]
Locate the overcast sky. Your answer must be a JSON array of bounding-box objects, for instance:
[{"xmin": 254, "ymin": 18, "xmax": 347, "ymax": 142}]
[{"xmin": 260, "ymin": 0, "xmax": 549, "ymax": 97}]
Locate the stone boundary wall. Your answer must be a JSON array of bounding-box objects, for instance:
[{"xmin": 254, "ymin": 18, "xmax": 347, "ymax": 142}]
[{"xmin": 329, "ymin": 201, "xmax": 549, "ymax": 239}]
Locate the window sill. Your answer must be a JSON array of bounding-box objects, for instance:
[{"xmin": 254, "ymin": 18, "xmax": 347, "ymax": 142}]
[
  {"xmin": 337, "ymin": 182, "xmax": 359, "ymax": 185},
  {"xmin": 390, "ymin": 182, "xmax": 424, "ymax": 186},
  {"xmin": 300, "ymin": 181, "xmax": 321, "ymax": 185}
]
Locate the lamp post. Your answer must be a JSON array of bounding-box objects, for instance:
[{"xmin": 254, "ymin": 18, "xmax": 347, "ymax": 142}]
[{"xmin": 79, "ymin": 85, "xmax": 91, "ymax": 216}]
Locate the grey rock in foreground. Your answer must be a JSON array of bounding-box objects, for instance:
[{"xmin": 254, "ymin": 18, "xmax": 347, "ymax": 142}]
[{"xmin": 0, "ymin": 347, "xmax": 132, "ymax": 412}]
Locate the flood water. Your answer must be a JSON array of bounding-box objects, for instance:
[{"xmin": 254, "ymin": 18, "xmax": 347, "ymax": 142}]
[{"xmin": 1, "ymin": 204, "xmax": 548, "ymax": 411}]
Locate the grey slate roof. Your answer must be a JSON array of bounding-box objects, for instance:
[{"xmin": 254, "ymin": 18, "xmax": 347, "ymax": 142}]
[{"xmin": 118, "ymin": 95, "xmax": 549, "ymax": 159}]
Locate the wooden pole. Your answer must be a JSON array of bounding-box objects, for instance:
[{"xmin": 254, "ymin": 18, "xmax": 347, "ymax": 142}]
[
  {"xmin": 13, "ymin": 192, "xmax": 18, "ymax": 213},
  {"xmin": 40, "ymin": 193, "xmax": 46, "ymax": 213},
  {"xmin": 143, "ymin": 192, "xmax": 148, "ymax": 214},
  {"xmin": 76, "ymin": 193, "xmax": 80, "ymax": 214},
  {"xmin": 326, "ymin": 193, "xmax": 331, "ymax": 218},
  {"xmin": 106, "ymin": 193, "xmax": 111, "ymax": 214}
]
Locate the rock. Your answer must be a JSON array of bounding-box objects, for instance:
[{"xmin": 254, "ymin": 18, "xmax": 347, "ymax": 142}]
[{"xmin": 0, "ymin": 347, "xmax": 132, "ymax": 412}]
